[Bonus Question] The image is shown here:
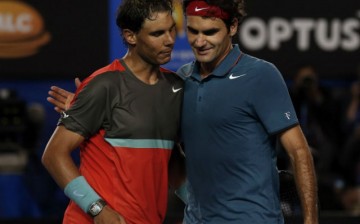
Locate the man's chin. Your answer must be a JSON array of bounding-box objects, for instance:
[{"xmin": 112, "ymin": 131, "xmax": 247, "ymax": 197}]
[
  {"xmin": 195, "ymin": 56, "xmax": 212, "ymax": 63},
  {"xmin": 158, "ymin": 57, "xmax": 172, "ymax": 65}
]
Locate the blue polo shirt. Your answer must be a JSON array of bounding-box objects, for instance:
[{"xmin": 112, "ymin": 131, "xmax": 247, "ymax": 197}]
[{"xmin": 177, "ymin": 45, "xmax": 298, "ymax": 224}]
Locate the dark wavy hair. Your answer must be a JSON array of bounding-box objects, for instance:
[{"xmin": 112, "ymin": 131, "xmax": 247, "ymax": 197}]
[
  {"xmin": 116, "ymin": 0, "xmax": 173, "ymax": 45},
  {"xmin": 182, "ymin": 0, "xmax": 247, "ymax": 30}
]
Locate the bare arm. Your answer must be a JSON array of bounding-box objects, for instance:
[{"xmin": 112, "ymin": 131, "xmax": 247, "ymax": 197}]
[
  {"xmin": 44, "ymin": 77, "xmax": 86, "ymax": 190},
  {"xmin": 279, "ymin": 125, "xmax": 318, "ymax": 224},
  {"xmin": 42, "ymin": 120, "xmax": 126, "ymax": 224},
  {"xmin": 42, "ymin": 125, "xmax": 84, "ymax": 188}
]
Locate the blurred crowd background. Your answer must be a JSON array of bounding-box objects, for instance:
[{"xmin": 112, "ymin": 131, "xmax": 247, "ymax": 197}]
[{"xmin": 0, "ymin": 0, "xmax": 359, "ymax": 223}]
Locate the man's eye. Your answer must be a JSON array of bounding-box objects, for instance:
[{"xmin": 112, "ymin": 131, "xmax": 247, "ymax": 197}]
[
  {"xmin": 203, "ymin": 29, "xmax": 218, "ymax": 36},
  {"xmin": 187, "ymin": 28, "xmax": 198, "ymax": 35},
  {"xmin": 152, "ymin": 31, "xmax": 163, "ymax": 37}
]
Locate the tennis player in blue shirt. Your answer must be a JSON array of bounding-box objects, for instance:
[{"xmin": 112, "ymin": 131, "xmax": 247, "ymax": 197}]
[{"xmin": 176, "ymin": 0, "xmax": 318, "ymax": 223}]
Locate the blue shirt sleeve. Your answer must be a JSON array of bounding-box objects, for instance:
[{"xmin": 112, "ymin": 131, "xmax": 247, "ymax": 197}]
[{"xmin": 250, "ymin": 62, "xmax": 298, "ymax": 135}]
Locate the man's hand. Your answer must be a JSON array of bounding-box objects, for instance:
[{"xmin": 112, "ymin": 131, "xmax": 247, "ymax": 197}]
[
  {"xmin": 47, "ymin": 78, "xmax": 81, "ymax": 113},
  {"xmin": 94, "ymin": 206, "xmax": 127, "ymax": 224}
]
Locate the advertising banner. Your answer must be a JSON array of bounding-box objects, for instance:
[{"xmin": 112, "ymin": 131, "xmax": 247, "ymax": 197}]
[
  {"xmin": 0, "ymin": 0, "xmax": 109, "ymax": 79},
  {"xmin": 237, "ymin": 0, "xmax": 360, "ymax": 79}
]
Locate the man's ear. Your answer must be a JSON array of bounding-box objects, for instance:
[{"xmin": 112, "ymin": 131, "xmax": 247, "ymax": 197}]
[
  {"xmin": 229, "ymin": 18, "xmax": 238, "ymax": 37},
  {"xmin": 123, "ymin": 29, "xmax": 136, "ymax": 45}
]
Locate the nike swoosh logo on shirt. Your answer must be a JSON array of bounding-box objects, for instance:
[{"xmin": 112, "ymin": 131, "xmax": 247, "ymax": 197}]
[
  {"xmin": 172, "ymin": 87, "xmax": 182, "ymax": 93},
  {"xmin": 229, "ymin": 73, "xmax": 247, "ymax": 80}
]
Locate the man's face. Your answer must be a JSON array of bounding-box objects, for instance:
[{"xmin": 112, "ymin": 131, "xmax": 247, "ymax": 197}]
[
  {"xmin": 134, "ymin": 12, "xmax": 176, "ymax": 65},
  {"xmin": 186, "ymin": 15, "xmax": 236, "ymax": 69}
]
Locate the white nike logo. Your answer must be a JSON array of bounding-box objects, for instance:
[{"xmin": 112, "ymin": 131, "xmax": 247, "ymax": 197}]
[
  {"xmin": 62, "ymin": 112, "xmax": 69, "ymax": 118},
  {"xmin": 172, "ymin": 87, "xmax": 182, "ymax": 93},
  {"xmin": 229, "ymin": 73, "xmax": 247, "ymax": 80},
  {"xmin": 195, "ymin": 6, "xmax": 209, "ymax": 12},
  {"xmin": 73, "ymin": 190, "xmax": 84, "ymax": 197}
]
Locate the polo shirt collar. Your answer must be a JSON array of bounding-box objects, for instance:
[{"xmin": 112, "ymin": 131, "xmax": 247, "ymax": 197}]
[{"xmin": 191, "ymin": 44, "xmax": 242, "ymax": 81}]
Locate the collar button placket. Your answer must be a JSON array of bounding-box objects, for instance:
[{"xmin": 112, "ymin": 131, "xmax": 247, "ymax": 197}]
[{"xmin": 196, "ymin": 82, "xmax": 204, "ymax": 113}]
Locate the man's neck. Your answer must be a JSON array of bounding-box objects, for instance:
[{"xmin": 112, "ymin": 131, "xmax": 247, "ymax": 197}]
[{"xmin": 122, "ymin": 54, "xmax": 160, "ymax": 85}]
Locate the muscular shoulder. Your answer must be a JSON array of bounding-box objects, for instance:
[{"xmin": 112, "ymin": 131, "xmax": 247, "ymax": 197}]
[
  {"xmin": 79, "ymin": 60, "xmax": 124, "ymax": 89},
  {"xmin": 73, "ymin": 63, "xmax": 126, "ymax": 105},
  {"xmin": 76, "ymin": 71, "xmax": 121, "ymax": 99}
]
